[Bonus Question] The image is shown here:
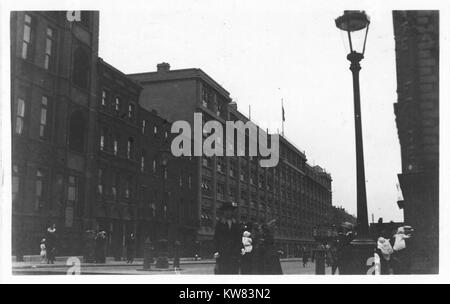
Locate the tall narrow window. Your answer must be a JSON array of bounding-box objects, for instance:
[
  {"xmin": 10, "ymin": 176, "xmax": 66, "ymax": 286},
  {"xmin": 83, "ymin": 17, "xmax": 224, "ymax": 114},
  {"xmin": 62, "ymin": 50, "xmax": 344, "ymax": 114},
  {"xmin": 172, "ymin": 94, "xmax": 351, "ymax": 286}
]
[
  {"xmin": 12, "ymin": 165, "xmax": 21, "ymax": 207},
  {"xmin": 72, "ymin": 48, "xmax": 90, "ymax": 89},
  {"xmin": 68, "ymin": 175, "xmax": 81, "ymax": 216},
  {"xmin": 99, "ymin": 129, "xmax": 105, "ymax": 151},
  {"xmin": 127, "ymin": 137, "xmax": 134, "ymax": 159},
  {"xmin": 35, "ymin": 170, "xmax": 46, "ymax": 211},
  {"xmin": 140, "ymin": 152, "xmax": 145, "ymax": 172},
  {"xmin": 39, "ymin": 96, "xmax": 49, "ymax": 139},
  {"xmin": 111, "ymin": 174, "xmax": 118, "ymax": 199},
  {"xmin": 113, "ymin": 135, "xmax": 119, "ymax": 156},
  {"xmin": 101, "ymin": 89, "xmax": 109, "ymax": 107},
  {"xmin": 141, "ymin": 120, "xmax": 147, "ymax": 135},
  {"xmin": 125, "ymin": 176, "xmax": 132, "ymax": 199},
  {"xmin": 44, "ymin": 27, "xmax": 56, "ymax": 70},
  {"xmin": 68, "ymin": 111, "xmax": 86, "ymax": 153},
  {"xmin": 128, "ymin": 104, "xmax": 134, "ymax": 119},
  {"xmin": 97, "ymin": 169, "xmax": 104, "ymax": 196},
  {"xmin": 15, "ymin": 98, "xmax": 26, "ymax": 135},
  {"xmin": 114, "ymin": 97, "xmax": 121, "ymax": 114},
  {"xmin": 22, "ymin": 14, "xmax": 34, "ymax": 60},
  {"xmin": 153, "ymin": 160, "xmax": 157, "ymax": 173}
]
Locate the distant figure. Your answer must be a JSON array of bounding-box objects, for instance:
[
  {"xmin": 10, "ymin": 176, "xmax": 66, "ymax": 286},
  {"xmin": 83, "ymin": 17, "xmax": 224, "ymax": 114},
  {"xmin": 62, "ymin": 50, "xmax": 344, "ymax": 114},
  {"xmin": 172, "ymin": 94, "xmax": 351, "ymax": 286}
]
[
  {"xmin": 335, "ymin": 222, "xmax": 354, "ymax": 275},
  {"xmin": 95, "ymin": 231, "xmax": 107, "ymax": 264},
  {"xmin": 45, "ymin": 224, "xmax": 57, "ymax": 264},
  {"xmin": 260, "ymin": 220, "xmax": 283, "ymax": 275},
  {"xmin": 213, "ymin": 201, "xmax": 244, "ymax": 274},
  {"xmin": 126, "ymin": 233, "xmax": 136, "ymax": 264},
  {"xmin": 391, "ymin": 226, "xmax": 413, "ymax": 274},
  {"xmin": 40, "ymin": 239, "xmax": 47, "ymax": 264},
  {"xmin": 240, "ymin": 230, "xmax": 253, "ymax": 274},
  {"xmin": 302, "ymin": 247, "xmax": 309, "ymax": 268}
]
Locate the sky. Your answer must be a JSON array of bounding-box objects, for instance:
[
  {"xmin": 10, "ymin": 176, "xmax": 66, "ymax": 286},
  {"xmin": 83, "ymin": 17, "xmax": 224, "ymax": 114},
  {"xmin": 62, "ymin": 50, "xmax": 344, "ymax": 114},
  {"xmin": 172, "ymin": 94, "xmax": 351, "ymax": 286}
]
[{"xmin": 98, "ymin": 0, "xmax": 403, "ymax": 222}]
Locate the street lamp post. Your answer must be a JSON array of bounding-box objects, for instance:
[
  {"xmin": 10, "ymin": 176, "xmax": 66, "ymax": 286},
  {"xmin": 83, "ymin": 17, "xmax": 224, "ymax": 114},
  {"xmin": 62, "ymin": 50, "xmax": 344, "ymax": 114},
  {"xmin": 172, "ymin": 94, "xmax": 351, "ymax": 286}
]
[
  {"xmin": 335, "ymin": 11, "xmax": 376, "ymax": 274},
  {"xmin": 155, "ymin": 148, "xmax": 171, "ymax": 269}
]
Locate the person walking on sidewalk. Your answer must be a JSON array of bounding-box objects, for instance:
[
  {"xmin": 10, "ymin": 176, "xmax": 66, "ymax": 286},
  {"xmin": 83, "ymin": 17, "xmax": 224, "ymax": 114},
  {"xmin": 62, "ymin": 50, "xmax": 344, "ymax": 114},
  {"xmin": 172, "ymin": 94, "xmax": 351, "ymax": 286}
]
[
  {"xmin": 45, "ymin": 225, "xmax": 57, "ymax": 264},
  {"xmin": 213, "ymin": 201, "xmax": 244, "ymax": 274},
  {"xmin": 40, "ymin": 239, "xmax": 47, "ymax": 264},
  {"xmin": 126, "ymin": 233, "xmax": 136, "ymax": 264}
]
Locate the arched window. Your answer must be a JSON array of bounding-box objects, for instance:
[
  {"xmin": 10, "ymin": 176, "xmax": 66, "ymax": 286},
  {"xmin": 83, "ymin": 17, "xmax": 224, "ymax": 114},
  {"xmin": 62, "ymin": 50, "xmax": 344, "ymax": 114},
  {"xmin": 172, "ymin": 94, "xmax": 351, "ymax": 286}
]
[
  {"xmin": 68, "ymin": 111, "xmax": 86, "ymax": 153},
  {"xmin": 72, "ymin": 48, "xmax": 90, "ymax": 89}
]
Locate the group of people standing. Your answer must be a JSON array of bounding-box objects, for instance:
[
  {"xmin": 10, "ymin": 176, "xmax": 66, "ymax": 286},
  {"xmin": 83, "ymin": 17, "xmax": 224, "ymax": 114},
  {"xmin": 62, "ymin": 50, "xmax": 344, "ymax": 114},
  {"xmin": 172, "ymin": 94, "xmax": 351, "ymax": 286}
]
[
  {"xmin": 213, "ymin": 201, "xmax": 283, "ymax": 275},
  {"xmin": 39, "ymin": 224, "xmax": 57, "ymax": 264},
  {"xmin": 376, "ymin": 226, "xmax": 413, "ymax": 275}
]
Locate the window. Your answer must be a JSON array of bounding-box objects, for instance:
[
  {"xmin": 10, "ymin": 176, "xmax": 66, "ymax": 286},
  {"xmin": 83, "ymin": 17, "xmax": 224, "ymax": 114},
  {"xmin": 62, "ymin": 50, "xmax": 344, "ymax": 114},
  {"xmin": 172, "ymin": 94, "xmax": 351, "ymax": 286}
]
[
  {"xmin": 217, "ymin": 157, "xmax": 224, "ymax": 173},
  {"xmin": 113, "ymin": 136, "xmax": 119, "ymax": 156},
  {"xmin": 72, "ymin": 48, "xmax": 90, "ymax": 89},
  {"xmin": 68, "ymin": 175, "xmax": 82, "ymax": 216},
  {"xmin": 44, "ymin": 27, "xmax": 56, "ymax": 70},
  {"xmin": 35, "ymin": 169, "xmax": 46, "ymax": 211},
  {"xmin": 39, "ymin": 96, "xmax": 49, "ymax": 139},
  {"xmin": 15, "ymin": 98, "xmax": 26, "ymax": 135},
  {"xmin": 153, "ymin": 125, "xmax": 158, "ymax": 135},
  {"xmin": 114, "ymin": 97, "xmax": 121, "ymax": 114},
  {"xmin": 127, "ymin": 137, "xmax": 134, "ymax": 159},
  {"xmin": 101, "ymin": 89, "xmax": 109, "ymax": 107},
  {"xmin": 111, "ymin": 174, "xmax": 118, "ymax": 199},
  {"xmin": 99, "ymin": 128, "xmax": 105, "ymax": 151},
  {"xmin": 125, "ymin": 176, "xmax": 132, "ymax": 199},
  {"xmin": 128, "ymin": 104, "xmax": 134, "ymax": 119},
  {"xmin": 188, "ymin": 176, "xmax": 192, "ymax": 189},
  {"xmin": 12, "ymin": 165, "xmax": 21, "ymax": 207},
  {"xmin": 151, "ymin": 203, "xmax": 156, "ymax": 217},
  {"xmin": 179, "ymin": 174, "xmax": 183, "ymax": 187},
  {"xmin": 141, "ymin": 120, "xmax": 147, "ymax": 134},
  {"xmin": 97, "ymin": 169, "xmax": 104, "ymax": 196},
  {"xmin": 22, "ymin": 14, "xmax": 34, "ymax": 60},
  {"xmin": 68, "ymin": 111, "xmax": 86, "ymax": 153},
  {"xmin": 140, "ymin": 152, "xmax": 145, "ymax": 172},
  {"xmin": 152, "ymin": 160, "xmax": 157, "ymax": 173}
]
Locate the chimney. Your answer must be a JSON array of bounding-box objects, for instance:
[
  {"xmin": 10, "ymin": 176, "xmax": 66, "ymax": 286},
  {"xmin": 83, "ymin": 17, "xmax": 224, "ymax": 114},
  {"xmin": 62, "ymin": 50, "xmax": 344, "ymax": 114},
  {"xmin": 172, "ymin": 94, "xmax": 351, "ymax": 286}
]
[
  {"xmin": 157, "ymin": 62, "xmax": 170, "ymax": 72},
  {"xmin": 228, "ymin": 101, "xmax": 237, "ymax": 110}
]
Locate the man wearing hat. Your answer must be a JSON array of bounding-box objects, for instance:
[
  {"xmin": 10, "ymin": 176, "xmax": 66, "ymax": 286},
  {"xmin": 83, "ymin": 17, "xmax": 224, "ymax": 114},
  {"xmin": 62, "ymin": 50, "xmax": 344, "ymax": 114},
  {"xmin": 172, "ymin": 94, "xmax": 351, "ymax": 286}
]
[{"xmin": 213, "ymin": 201, "xmax": 244, "ymax": 274}]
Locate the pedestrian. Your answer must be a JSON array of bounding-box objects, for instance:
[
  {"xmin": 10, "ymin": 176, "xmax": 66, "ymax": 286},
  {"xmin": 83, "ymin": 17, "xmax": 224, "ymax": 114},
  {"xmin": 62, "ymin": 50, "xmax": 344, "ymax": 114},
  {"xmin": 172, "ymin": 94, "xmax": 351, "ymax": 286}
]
[
  {"xmin": 95, "ymin": 231, "xmax": 107, "ymax": 263},
  {"xmin": 335, "ymin": 222, "xmax": 354, "ymax": 275},
  {"xmin": 126, "ymin": 233, "xmax": 136, "ymax": 264},
  {"xmin": 391, "ymin": 226, "xmax": 412, "ymax": 274},
  {"xmin": 40, "ymin": 238, "xmax": 47, "ymax": 264},
  {"xmin": 213, "ymin": 201, "xmax": 244, "ymax": 274},
  {"xmin": 45, "ymin": 224, "xmax": 57, "ymax": 264},
  {"xmin": 260, "ymin": 220, "xmax": 283, "ymax": 275},
  {"xmin": 240, "ymin": 229, "xmax": 253, "ymax": 274},
  {"xmin": 376, "ymin": 236, "xmax": 394, "ymax": 275},
  {"xmin": 302, "ymin": 246, "xmax": 309, "ymax": 268}
]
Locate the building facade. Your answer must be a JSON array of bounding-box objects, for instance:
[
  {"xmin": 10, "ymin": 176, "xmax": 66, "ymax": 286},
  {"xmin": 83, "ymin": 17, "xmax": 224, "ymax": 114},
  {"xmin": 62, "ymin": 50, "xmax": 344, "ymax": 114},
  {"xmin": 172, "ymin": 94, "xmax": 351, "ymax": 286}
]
[
  {"xmin": 11, "ymin": 11, "xmax": 333, "ymax": 259},
  {"xmin": 129, "ymin": 64, "xmax": 333, "ymax": 257},
  {"xmin": 11, "ymin": 11, "xmax": 101, "ymax": 256},
  {"xmin": 393, "ymin": 10, "xmax": 439, "ymax": 273}
]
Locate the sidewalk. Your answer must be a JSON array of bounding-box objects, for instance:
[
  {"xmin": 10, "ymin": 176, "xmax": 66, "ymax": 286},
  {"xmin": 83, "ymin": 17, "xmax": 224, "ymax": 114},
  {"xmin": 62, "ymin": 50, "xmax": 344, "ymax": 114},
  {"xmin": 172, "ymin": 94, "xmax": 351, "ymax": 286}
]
[{"xmin": 12, "ymin": 256, "xmax": 302, "ymax": 270}]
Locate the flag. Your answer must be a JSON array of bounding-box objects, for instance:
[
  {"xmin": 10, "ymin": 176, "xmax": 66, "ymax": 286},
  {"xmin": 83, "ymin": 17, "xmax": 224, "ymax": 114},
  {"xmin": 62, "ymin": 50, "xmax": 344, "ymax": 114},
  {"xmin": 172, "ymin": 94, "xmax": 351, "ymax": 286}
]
[{"xmin": 282, "ymin": 100, "xmax": 285, "ymax": 122}]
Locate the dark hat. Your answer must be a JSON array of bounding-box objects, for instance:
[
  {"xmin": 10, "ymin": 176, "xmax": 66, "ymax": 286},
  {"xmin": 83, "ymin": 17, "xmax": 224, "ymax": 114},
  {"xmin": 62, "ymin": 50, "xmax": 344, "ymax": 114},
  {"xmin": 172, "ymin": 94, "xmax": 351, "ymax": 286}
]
[{"xmin": 219, "ymin": 201, "xmax": 238, "ymax": 211}]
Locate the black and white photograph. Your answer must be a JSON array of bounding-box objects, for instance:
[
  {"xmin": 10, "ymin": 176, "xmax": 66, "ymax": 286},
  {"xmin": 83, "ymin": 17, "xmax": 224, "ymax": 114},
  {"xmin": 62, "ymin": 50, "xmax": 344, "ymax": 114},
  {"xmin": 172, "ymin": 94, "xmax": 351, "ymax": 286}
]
[{"xmin": 0, "ymin": 0, "xmax": 448, "ymax": 285}]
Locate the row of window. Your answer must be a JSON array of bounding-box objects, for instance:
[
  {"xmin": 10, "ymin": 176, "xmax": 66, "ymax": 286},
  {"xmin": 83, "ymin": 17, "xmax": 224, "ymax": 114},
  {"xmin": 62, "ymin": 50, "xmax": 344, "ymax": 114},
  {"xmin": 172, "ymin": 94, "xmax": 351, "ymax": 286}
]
[
  {"xmin": 15, "ymin": 95, "xmax": 51, "ymax": 140},
  {"xmin": 12, "ymin": 164, "xmax": 82, "ymax": 216},
  {"xmin": 21, "ymin": 14, "xmax": 92, "ymax": 89}
]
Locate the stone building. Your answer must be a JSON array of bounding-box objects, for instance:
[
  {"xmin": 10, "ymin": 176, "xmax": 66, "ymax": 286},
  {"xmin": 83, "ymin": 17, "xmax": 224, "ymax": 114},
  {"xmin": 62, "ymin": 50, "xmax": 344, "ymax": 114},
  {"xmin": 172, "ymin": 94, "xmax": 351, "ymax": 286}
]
[
  {"xmin": 129, "ymin": 64, "xmax": 333, "ymax": 257},
  {"xmin": 393, "ymin": 10, "xmax": 439, "ymax": 274}
]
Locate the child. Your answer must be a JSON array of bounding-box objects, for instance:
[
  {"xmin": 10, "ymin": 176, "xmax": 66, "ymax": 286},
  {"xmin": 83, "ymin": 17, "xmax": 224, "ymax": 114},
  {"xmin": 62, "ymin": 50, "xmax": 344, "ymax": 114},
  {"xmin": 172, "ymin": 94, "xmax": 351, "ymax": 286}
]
[
  {"xmin": 242, "ymin": 231, "xmax": 253, "ymax": 254},
  {"xmin": 40, "ymin": 239, "xmax": 47, "ymax": 264}
]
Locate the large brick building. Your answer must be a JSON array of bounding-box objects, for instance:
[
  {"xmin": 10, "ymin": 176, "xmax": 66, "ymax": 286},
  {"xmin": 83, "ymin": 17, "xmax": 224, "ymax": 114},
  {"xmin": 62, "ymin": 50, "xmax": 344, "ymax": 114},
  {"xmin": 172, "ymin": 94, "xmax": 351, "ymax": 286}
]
[
  {"xmin": 11, "ymin": 11, "xmax": 332, "ymax": 259},
  {"xmin": 129, "ymin": 65, "xmax": 333, "ymax": 257},
  {"xmin": 393, "ymin": 11, "xmax": 439, "ymax": 274}
]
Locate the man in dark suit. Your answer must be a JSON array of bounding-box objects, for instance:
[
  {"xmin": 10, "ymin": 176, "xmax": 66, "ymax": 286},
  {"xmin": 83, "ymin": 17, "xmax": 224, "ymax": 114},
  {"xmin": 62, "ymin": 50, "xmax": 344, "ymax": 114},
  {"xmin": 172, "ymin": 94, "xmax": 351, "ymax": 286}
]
[{"xmin": 213, "ymin": 201, "xmax": 244, "ymax": 274}]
